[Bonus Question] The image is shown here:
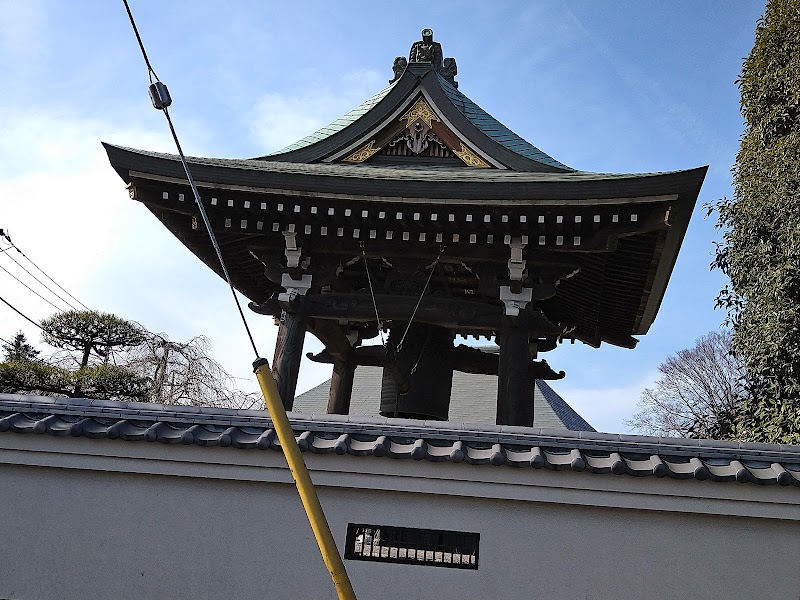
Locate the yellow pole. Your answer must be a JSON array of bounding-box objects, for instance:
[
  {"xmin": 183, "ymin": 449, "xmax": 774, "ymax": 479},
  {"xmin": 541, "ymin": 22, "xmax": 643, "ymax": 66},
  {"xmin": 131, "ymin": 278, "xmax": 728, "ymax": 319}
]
[{"xmin": 253, "ymin": 358, "xmax": 358, "ymax": 600}]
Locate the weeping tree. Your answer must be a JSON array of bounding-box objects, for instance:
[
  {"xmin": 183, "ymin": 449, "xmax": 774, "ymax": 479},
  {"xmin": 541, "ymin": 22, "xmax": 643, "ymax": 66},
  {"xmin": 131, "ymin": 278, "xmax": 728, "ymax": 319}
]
[
  {"xmin": 711, "ymin": 0, "xmax": 800, "ymax": 443},
  {"xmin": 123, "ymin": 333, "xmax": 262, "ymax": 410}
]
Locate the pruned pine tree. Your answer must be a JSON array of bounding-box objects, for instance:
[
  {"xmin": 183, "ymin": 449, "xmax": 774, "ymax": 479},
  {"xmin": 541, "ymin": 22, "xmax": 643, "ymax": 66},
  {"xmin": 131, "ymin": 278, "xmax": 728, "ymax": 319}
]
[
  {"xmin": 710, "ymin": 0, "xmax": 800, "ymax": 443},
  {"xmin": 40, "ymin": 310, "xmax": 147, "ymax": 369},
  {"xmin": 37, "ymin": 310, "xmax": 148, "ymax": 397}
]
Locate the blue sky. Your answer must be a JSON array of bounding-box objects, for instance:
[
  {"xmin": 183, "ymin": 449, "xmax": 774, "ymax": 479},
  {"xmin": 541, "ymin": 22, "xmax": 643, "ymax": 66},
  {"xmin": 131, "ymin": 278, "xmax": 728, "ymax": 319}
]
[{"xmin": 0, "ymin": 1, "xmax": 765, "ymax": 432}]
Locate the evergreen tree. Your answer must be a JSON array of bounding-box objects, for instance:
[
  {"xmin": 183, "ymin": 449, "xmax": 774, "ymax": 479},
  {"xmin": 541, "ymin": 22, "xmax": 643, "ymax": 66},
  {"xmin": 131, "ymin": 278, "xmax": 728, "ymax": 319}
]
[
  {"xmin": 711, "ymin": 0, "xmax": 800, "ymax": 443},
  {"xmin": 1, "ymin": 310, "xmax": 149, "ymax": 401},
  {"xmin": 2, "ymin": 332, "xmax": 39, "ymax": 362},
  {"xmin": 40, "ymin": 310, "xmax": 146, "ymax": 369}
]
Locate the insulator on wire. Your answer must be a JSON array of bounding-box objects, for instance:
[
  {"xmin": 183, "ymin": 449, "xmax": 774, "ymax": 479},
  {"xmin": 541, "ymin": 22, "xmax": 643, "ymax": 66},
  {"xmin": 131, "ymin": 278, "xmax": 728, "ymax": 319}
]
[{"xmin": 148, "ymin": 81, "xmax": 172, "ymax": 110}]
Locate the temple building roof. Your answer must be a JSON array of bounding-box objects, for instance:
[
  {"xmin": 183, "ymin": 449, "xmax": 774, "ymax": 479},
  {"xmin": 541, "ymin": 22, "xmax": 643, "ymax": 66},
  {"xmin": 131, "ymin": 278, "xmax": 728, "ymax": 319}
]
[
  {"xmin": 105, "ymin": 138, "xmax": 704, "ymax": 348},
  {"xmin": 262, "ymin": 68, "xmax": 572, "ymax": 171},
  {"xmin": 256, "ymin": 30, "xmax": 574, "ymax": 172},
  {"xmin": 103, "ymin": 27, "xmax": 708, "ymax": 382},
  {"xmin": 294, "ymin": 367, "xmax": 595, "ymax": 431}
]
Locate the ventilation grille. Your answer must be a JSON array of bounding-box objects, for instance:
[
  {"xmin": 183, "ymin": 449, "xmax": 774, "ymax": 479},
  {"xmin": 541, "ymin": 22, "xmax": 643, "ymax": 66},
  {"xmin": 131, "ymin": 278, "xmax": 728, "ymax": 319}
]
[{"xmin": 345, "ymin": 523, "xmax": 479, "ymax": 569}]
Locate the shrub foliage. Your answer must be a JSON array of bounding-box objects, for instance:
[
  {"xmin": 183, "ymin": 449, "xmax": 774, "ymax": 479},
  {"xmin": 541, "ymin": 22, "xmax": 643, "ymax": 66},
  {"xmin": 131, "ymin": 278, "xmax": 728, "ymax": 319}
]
[{"xmin": 712, "ymin": 0, "xmax": 800, "ymax": 443}]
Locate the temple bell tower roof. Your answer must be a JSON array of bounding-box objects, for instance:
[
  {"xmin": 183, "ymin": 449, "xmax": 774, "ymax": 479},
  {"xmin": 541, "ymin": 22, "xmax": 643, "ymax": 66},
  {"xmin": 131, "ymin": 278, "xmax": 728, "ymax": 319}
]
[{"xmin": 259, "ymin": 29, "xmax": 574, "ymax": 172}]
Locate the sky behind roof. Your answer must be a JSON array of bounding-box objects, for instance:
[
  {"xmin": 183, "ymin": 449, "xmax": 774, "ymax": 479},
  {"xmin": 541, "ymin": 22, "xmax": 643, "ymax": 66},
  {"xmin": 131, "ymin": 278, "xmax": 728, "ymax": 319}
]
[{"xmin": 0, "ymin": 1, "xmax": 765, "ymax": 432}]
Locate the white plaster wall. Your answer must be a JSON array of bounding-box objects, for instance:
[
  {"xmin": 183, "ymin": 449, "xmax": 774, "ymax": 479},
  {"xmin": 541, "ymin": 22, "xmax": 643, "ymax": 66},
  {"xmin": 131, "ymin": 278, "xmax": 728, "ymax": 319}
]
[{"xmin": 1, "ymin": 436, "xmax": 799, "ymax": 599}]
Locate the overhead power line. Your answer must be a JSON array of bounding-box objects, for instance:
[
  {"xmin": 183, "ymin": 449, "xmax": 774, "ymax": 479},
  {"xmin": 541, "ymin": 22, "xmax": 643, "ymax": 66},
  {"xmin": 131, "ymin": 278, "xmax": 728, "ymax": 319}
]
[
  {"xmin": 0, "ymin": 261, "xmax": 65, "ymax": 312},
  {"xmin": 0, "ymin": 294, "xmax": 43, "ymax": 330},
  {"xmin": 121, "ymin": 0, "xmax": 259, "ymax": 359},
  {"xmin": 0, "ymin": 249, "xmax": 80, "ymax": 311},
  {"xmin": 0, "ymin": 230, "xmax": 90, "ymax": 310}
]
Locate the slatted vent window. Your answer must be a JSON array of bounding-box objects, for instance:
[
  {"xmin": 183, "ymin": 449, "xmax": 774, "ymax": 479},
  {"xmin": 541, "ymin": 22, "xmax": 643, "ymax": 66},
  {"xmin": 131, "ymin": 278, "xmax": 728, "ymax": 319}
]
[{"xmin": 345, "ymin": 524, "xmax": 479, "ymax": 569}]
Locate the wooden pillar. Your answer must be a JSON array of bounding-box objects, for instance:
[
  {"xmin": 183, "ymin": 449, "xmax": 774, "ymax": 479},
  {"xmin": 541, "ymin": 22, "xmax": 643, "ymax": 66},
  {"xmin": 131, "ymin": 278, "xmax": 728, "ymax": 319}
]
[
  {"xmin": 272, "ymin": 305, "xmax": 306, "ymax": 410},
  {"xmin": 327, "ymin": 358, "xmax": 355, "ymax": 415},
  {"xmin": 496, "ymin": 319, "xmax": 534, "ymax": 426}
]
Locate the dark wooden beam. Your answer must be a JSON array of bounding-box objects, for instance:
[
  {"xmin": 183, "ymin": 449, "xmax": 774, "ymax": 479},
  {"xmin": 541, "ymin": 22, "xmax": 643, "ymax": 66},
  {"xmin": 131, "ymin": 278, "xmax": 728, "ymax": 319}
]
[
  {"xmin": 496, "ymin": 319, "xmax": 534, "ymax": 426},
  {"xmin": 327, "ymin": 359, "xmax": 355, "ymax": 415},
  {"xmin": 272, "ymin": 304, "xmax": 307, "ymax": 410},
  {"xmin": 252, "ymin": 293, "xmax": 561, "ymax": 335},
  {"xmin": 307, "ymin": 343, "xmax": 564, "ymax": 380}
]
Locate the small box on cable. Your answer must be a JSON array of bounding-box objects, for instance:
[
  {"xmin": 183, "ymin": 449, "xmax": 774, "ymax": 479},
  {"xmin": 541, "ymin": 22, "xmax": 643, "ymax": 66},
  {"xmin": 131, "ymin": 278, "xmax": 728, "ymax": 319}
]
[{"xmin": 148, "ymin": 81, "xmax": 172, "ymax": 110}]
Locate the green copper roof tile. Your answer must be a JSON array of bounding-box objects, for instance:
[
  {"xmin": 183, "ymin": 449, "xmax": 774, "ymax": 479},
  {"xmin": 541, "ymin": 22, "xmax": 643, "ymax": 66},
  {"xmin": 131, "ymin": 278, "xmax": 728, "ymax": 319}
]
[
  {"xmin": 436, "ymin": 74, "xmax": 574, "ymax": 171},
  {"xmin": 265, "ymin": 83, "xmax": 396, "ymax": 155}
]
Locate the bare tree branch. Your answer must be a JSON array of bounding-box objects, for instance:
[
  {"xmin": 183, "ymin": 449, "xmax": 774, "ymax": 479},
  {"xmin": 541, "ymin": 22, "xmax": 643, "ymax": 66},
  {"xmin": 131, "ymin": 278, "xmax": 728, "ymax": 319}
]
[
  {"xmin": 123, "ymin": 333, "xmax": 263, "ymax": 410},
  {"xmin": 625, "ymin": 330, "xmax": 746, "ymax": 439}
]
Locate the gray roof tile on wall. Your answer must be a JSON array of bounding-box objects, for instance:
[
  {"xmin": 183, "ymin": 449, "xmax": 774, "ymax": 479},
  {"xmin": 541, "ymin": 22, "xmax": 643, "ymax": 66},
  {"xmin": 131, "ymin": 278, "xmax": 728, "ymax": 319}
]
[{"xmin": 1, "ymin": 394, "xmax": 799, "ymax": 487}]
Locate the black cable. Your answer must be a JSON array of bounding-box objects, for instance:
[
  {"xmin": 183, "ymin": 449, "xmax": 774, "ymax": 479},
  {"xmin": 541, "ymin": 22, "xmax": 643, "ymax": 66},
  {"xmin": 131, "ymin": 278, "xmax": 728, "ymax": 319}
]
[
  {"xmin": 122, "ymin": 0, "xmax": 158, "ymax": 83},
  {"xmin": 0, "ymin": 294, "xmax": 43, "ymax": 330},
  {"xmin": 122, "ymin": 1, "xmax": 260, "ymax": 359},
  {"xmin": 6, "ymin": 243, "xmax": 89, "ymax": 310},
  {"xmin": 0, "ymin": 262, "xmax": 65, "ymax": 312},
  {"xmin": 0, "ymin": 250, "xmax": 80, "ymax": 311},
  {"xmin": 0, "ymin": 231, "xmax": 88, "ymax": 309},
  {"xmin": 162, "ymin": 106, "xmax": 260, "ymax": 358},
  {"xmin": 0, "ymin": 335, "xmax": 11, "ymax": 346}
]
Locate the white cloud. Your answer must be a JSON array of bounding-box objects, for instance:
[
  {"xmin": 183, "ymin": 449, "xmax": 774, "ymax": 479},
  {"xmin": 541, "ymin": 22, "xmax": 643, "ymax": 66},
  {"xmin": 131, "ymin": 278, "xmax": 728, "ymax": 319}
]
[
  {"xmin": 248, "ymin": 68, "xmax": 384, "ymax": 154},
  {"xmin": 555, "ymin": 370, "xmax": 659, "ymax": 434},
  {"xmin": 0, "ymin": 107, "xmax": 336, "ymax": 399}
]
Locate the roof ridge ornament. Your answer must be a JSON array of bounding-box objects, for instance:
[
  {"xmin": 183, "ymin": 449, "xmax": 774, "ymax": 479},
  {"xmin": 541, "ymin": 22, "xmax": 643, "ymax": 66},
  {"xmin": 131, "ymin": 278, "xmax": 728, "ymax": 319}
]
[{"xmin": 389, "ymin": 29, "xmax": 458, "ymax": 88}]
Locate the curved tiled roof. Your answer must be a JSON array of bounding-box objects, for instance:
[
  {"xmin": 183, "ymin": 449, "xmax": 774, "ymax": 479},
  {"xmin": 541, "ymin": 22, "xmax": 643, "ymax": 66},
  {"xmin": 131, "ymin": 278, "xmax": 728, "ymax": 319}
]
[
  {"xmin": 2, "ymin": 394, "xmax": 799, "ymax": 487},
  {"xmin": 263, "ymin": 84, "xmax": 396, "ymax": 156},
  {"xmin": 106, "ymin": 143, "xmax": 700, "ymax": 189},
  {"xmin": 435, "ymin": 74, "xmax": 574, "ymax": 171}
]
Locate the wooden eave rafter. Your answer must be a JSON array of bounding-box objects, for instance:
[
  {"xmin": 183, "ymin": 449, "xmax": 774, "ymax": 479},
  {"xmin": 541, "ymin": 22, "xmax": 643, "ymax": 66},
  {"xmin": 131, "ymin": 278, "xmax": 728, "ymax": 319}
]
[{"xmin": 107, "ymin": 143, "xmax": 706, "ymax": 204}]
